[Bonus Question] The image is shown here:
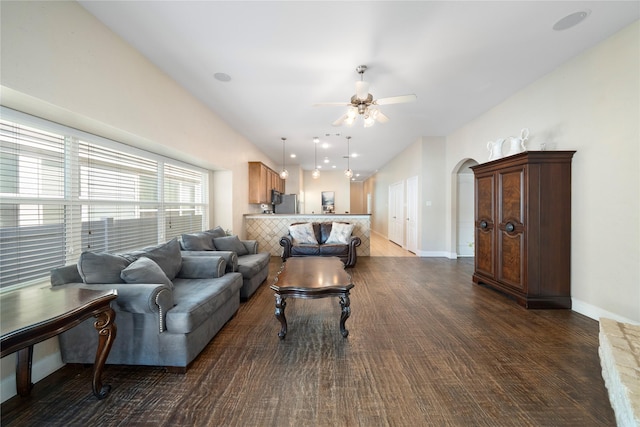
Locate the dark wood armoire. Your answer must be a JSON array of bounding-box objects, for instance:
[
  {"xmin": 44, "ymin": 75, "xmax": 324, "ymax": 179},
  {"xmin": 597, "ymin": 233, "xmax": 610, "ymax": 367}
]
[{"xmin": 471, "ymin": 151, "xmax": 576, "ymax": 309}]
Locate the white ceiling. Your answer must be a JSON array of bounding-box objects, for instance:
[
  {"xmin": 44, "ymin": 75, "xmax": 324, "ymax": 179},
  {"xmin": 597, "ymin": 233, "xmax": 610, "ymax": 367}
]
[{"xmin": 79, "ymin": 1, "xmax": 639, "ymax": 180}]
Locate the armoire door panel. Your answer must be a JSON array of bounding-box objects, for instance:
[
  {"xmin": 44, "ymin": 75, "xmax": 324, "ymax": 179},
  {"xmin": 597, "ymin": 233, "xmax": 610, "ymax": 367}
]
[
  {"xmin": 474, "ymin": 173, "xmax": 495, "ymax": 278},
  {"xmin": 499, "ymin": 168, "xmax": 525, "ymax": 224},
  {"xmin": 476, "ymin": 175, "xmax": 494, "ymax": 220},
  {"xmin": 499, "ymin": 231, "xmax": 525, "ymax": 290},
  {"xmin": 476, "ymin": 228, "xmax": 494, "ymax": 277}
]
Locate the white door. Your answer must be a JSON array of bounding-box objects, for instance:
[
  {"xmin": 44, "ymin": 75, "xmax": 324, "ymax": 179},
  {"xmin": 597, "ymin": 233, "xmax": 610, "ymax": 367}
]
[
  {"xmin": 388, "ymin": 181, "xmax": 404, "ymax": 245},
  {"xmin": 406, "ymin": 176, "xmax": 418, "ymax": 254}
]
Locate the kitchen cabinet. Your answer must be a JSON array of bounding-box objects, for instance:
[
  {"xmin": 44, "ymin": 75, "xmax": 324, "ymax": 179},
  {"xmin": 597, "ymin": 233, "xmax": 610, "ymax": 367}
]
[
  {"xmin": 471, "ymin": 151, "xmax": 575, "ymax": 308},
  {"xmin": 248, "ymin": 162, "xmax": 284, "ymax": 204}
]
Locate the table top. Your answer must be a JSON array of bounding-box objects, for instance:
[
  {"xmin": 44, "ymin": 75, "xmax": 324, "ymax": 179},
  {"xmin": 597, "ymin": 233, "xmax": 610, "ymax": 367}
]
[
  {"xmin": 1, "ymin": 286, "xmax": 117, "ymax": 354},
  {"xmin": 270, "ymin": 257, "xmax": 353, "ymax": 293}
]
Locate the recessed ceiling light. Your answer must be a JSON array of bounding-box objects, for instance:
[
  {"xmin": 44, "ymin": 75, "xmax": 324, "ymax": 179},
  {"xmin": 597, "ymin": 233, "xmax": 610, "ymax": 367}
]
[
  {"xmin": 290, "ymin": 154, "xmax": 296, "ymax": 158},
  {"xmin": 553, "ymin": 9, "xmax": 591, "ymax": 31},
  {"xmin": 214, "ymin": 72, "xmax": 232, "ymax": 82},
  {"xmin": 322, "ymin": 143, "xmax": 329, "ymax": 149}
]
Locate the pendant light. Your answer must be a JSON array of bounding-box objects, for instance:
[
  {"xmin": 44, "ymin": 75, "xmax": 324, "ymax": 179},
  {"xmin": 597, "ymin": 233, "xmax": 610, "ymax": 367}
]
[
  {"xmin": 279, "ymin": 137, "xmax": 289, "ymax": 179},
  {"xmin": 312, "ymin": 137, "xmax": 320, "ymax": 179},
  {"xmin": 344, "ymin": 136, "xmax": 353, "ymax": 179}
]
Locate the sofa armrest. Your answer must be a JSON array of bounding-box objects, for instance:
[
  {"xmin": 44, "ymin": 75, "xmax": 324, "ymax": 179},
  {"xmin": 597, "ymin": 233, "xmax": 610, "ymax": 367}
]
[
  {"xmin": 349, "ymin": 236, "xmax": 362, "ymax": 247},
  {"xmin": 52, "ymin": 282, "xmax": 173, "ymax": 333},
  {"xmin": 181, "ymin": 250, "xmax": 238, "ymax": 273},
  {"xmin": 279, "ymin": 235, "xmax": 293, "ymax": 260},
  {"xmin": 345, "ymin": 236, "xmax": 362, "ymax": 268},
  {"xmin": 178, "ymin": 255, "xmax": 226, "ymax": 278},
  {"xmin": 241, "ymin": 240, "xmax": 259, "ymax": 254}
]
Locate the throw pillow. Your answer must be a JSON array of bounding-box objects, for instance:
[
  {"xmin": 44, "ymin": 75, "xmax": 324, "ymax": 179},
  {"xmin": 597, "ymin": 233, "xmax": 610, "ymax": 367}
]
[
  {"xmin": 205, "ymin": 226, "xmax": 227, "ymax": 238},
  {"xmin": 77, "ymin": 251, "xmax": 131, "ymax": 284},
  {"xmin": 213, "ymin": 235, "xmax": 249, "ymax": 256},
  {"xmin": 181, "ymin": 232, "xmax": 216, "ymax": 251},
  {"xmin": 120, "ymin": 257, "xmax": 173, "ymax": 289},
  {"xmin": 137, "ymin": 238, "xmax": 182, "ymax": 281},
  {"xmin": 289, "ymin": 223, "xmax": 318, "ymax": 245},
  {"xmin": 325, "ymin": 222, "xmax": 355, "ymax": 244}
]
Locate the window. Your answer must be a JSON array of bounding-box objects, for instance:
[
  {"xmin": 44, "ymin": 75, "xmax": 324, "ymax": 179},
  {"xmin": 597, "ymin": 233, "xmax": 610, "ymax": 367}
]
[{"xmin": 0, "ymin": 108, "xmax": 209, "ymax": 290}]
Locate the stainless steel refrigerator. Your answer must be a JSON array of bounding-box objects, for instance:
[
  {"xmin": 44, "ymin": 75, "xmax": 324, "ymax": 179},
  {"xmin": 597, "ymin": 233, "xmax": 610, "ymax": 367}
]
[{"xmin": 276, "ymin": 194, "xmax": 298, "ymax": 214}]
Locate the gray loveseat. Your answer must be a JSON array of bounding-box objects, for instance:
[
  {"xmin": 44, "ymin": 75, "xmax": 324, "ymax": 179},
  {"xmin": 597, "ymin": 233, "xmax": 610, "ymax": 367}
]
[
  {"xmin": 280, "ymin": 222, "xmax": 361, "ymax": 267},
  {"xmin": 50, "ymin": 238, "xmax": 242, "ymax": 372},
  {"xmin": 180, "ymin": 227, "xmax": 270, "ymax": 300}
]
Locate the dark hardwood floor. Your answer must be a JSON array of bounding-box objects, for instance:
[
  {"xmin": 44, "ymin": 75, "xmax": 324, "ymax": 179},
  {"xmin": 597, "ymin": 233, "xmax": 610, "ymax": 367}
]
[{"xmin": 1, "ymin": 257, "xmax": 615, "ymax": 426}]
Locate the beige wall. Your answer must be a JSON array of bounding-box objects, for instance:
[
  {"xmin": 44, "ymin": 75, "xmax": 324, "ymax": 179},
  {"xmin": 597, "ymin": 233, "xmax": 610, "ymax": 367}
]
[
  {"xmin": 301, "ymin": 170, "xmax": 351, "ymax": 214},
  {"xmin": 349, "ymin": 181, "xmax": 365, "ymax": 214},
  {"xmin": 368, "ymin": 21, "xmax": 639, "ymax": 322},
  {"xmin": 364, "ymin": 136, "xmax": 447, "ymax": 255},
  {"xmin": 366, "ymin": 138, "xmax": 422, "ymax": 239},
  {"xmin": 283, "ymin": 165, "xmax": 303, "ymax": 197},
  {"xmin": 421, "ymin": 137, "xmax": 447, "ymax": 254},
  {"xmin": 446, "ymin": 21, "xmax": 639, "ymax": 323},
  {"xmin": 0, "ymin": 0, "xmax": 279, "ymax": 237}
]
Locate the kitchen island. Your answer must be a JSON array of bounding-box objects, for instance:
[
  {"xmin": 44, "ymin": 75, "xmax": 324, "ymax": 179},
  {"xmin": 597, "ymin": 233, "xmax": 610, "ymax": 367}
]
[{"xmin": 244, "ymin": 214, "xmax": 370, "ymax": 257}]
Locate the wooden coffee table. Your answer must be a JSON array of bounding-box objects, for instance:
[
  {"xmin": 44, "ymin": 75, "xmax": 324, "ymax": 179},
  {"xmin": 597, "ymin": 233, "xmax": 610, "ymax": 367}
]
[{"xmin": 270, "ymin": 257, "xmax": 354, "ymax": 339}]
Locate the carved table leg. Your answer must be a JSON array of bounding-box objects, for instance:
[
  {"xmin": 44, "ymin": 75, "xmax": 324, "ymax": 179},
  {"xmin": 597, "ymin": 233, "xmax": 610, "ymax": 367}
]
[
  {"xmin": 92, "ymin": 307, "xmax": 116, "ymax": 399},
  {"xmin": 15, "ymin": 346, "xmax": 34, "ymax": 396},
  {"xmin": 274, "ymin": 294, "xmax": 287, "ymax": 339},
  {"xmin": 339, "ymin": 293, "xmax": 351, "ymax": 337}
]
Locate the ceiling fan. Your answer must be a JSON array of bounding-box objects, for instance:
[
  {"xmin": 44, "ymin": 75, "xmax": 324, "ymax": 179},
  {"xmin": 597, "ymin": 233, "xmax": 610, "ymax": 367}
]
[{"xmin": 314, "ymin": 65, "xmax": 417, "ymax": 127}]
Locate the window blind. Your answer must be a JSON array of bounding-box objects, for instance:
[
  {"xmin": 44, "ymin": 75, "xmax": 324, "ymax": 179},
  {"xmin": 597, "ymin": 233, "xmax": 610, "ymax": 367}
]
[
  {"xmin": 0, "ymin": 108, "xmax": 209, "ymax": 290},
  {"xmin": 79, "ymin": 140, "xmax": 160, "ymax": 252},
  {"xmin": 0, "ymin": 121, "xmax": 67, "ymax": 287},
  {"xmin": 164, "ymin": 163, "xmax": 206, "ymax": 240}
]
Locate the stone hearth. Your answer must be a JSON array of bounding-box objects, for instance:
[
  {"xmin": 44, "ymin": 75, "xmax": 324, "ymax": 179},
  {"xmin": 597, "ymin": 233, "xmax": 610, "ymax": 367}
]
[{"xmin": 599, "ymin": 318, "xmax": 640, "ymax": 426}]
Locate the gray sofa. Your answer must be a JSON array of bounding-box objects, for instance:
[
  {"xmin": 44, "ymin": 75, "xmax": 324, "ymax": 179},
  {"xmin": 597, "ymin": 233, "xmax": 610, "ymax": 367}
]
[
  {"xmin": 280, "ymin": 222, "xmax": 361, "ymax": 267},
  {"xmin": 179, "ymin": 227, "xmax": 270, "ymax": 300},
  {"xmin": 50, "ymin": 238, "xmax": 243, "ymax": 372}
]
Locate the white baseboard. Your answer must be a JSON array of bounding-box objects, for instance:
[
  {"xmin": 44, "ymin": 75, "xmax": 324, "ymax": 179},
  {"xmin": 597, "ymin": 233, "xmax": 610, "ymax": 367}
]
[
  {"xmin": 1, "ymin": 338, "xmax": 64, "ymax": 404},
  {"xmin": 417, "ymin": 250, "xmax": 452, "ymax": 258},
  {"xmin": 571, "ymin": 298, "xmax": 639, "ymax": 324}
]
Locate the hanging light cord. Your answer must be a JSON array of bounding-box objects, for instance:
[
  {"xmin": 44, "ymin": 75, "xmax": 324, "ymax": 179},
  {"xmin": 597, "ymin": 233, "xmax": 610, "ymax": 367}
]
[
  {"xmin": 345, "ymin": 136, "xmax": 353, "ymax": 178},
  {"xmin": 280, "ymin": 137, "xmax": 288, "ymax": 179}
]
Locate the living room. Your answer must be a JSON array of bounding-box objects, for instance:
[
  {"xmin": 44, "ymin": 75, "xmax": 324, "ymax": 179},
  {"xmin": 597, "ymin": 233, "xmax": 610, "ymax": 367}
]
[{"xmin": 1, "ymin": 1, "xmax": 638, "ymax": 424}]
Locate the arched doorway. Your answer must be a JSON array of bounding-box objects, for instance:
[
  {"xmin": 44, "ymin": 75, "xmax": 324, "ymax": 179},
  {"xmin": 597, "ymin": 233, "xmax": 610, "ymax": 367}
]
[{"xmin": 450, "ymin": 158, "xmax": 478, "ymax": 258}]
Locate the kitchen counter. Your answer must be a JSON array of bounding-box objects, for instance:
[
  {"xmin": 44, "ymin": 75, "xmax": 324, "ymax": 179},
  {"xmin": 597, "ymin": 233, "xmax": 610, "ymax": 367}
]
[{"xmin": 244, "ymin": 214, "xmax": 370, "ymax": 257}]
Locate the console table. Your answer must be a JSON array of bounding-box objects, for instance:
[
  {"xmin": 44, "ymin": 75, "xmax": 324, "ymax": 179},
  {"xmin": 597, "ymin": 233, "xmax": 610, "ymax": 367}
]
[{"xmin": 0, "ymin": 286, "xmax": 117, "ymax": 399}]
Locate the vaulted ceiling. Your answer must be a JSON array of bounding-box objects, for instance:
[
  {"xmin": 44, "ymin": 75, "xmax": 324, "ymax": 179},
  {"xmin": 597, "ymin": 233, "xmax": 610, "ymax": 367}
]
[{"xmin": 79, "ymin": 1, "xmax": 639, "ymax": 180}]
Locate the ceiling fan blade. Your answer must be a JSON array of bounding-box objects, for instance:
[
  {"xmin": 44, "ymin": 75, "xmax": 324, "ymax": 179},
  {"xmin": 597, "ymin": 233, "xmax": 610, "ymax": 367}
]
[
  {"xmin": 375, "ymin": 111, "xmax": 390, "ymax": 123},
  {"xmin": 373, "ymin": 94, "xmax": 417, "ymax": 105},
  {"xmin": 314, "ymin": 102, "xmax": 352, "ymax": 107},
  {"xmin": 332, "ymin": 114, "xmax": 348, "ymax": 126}
]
